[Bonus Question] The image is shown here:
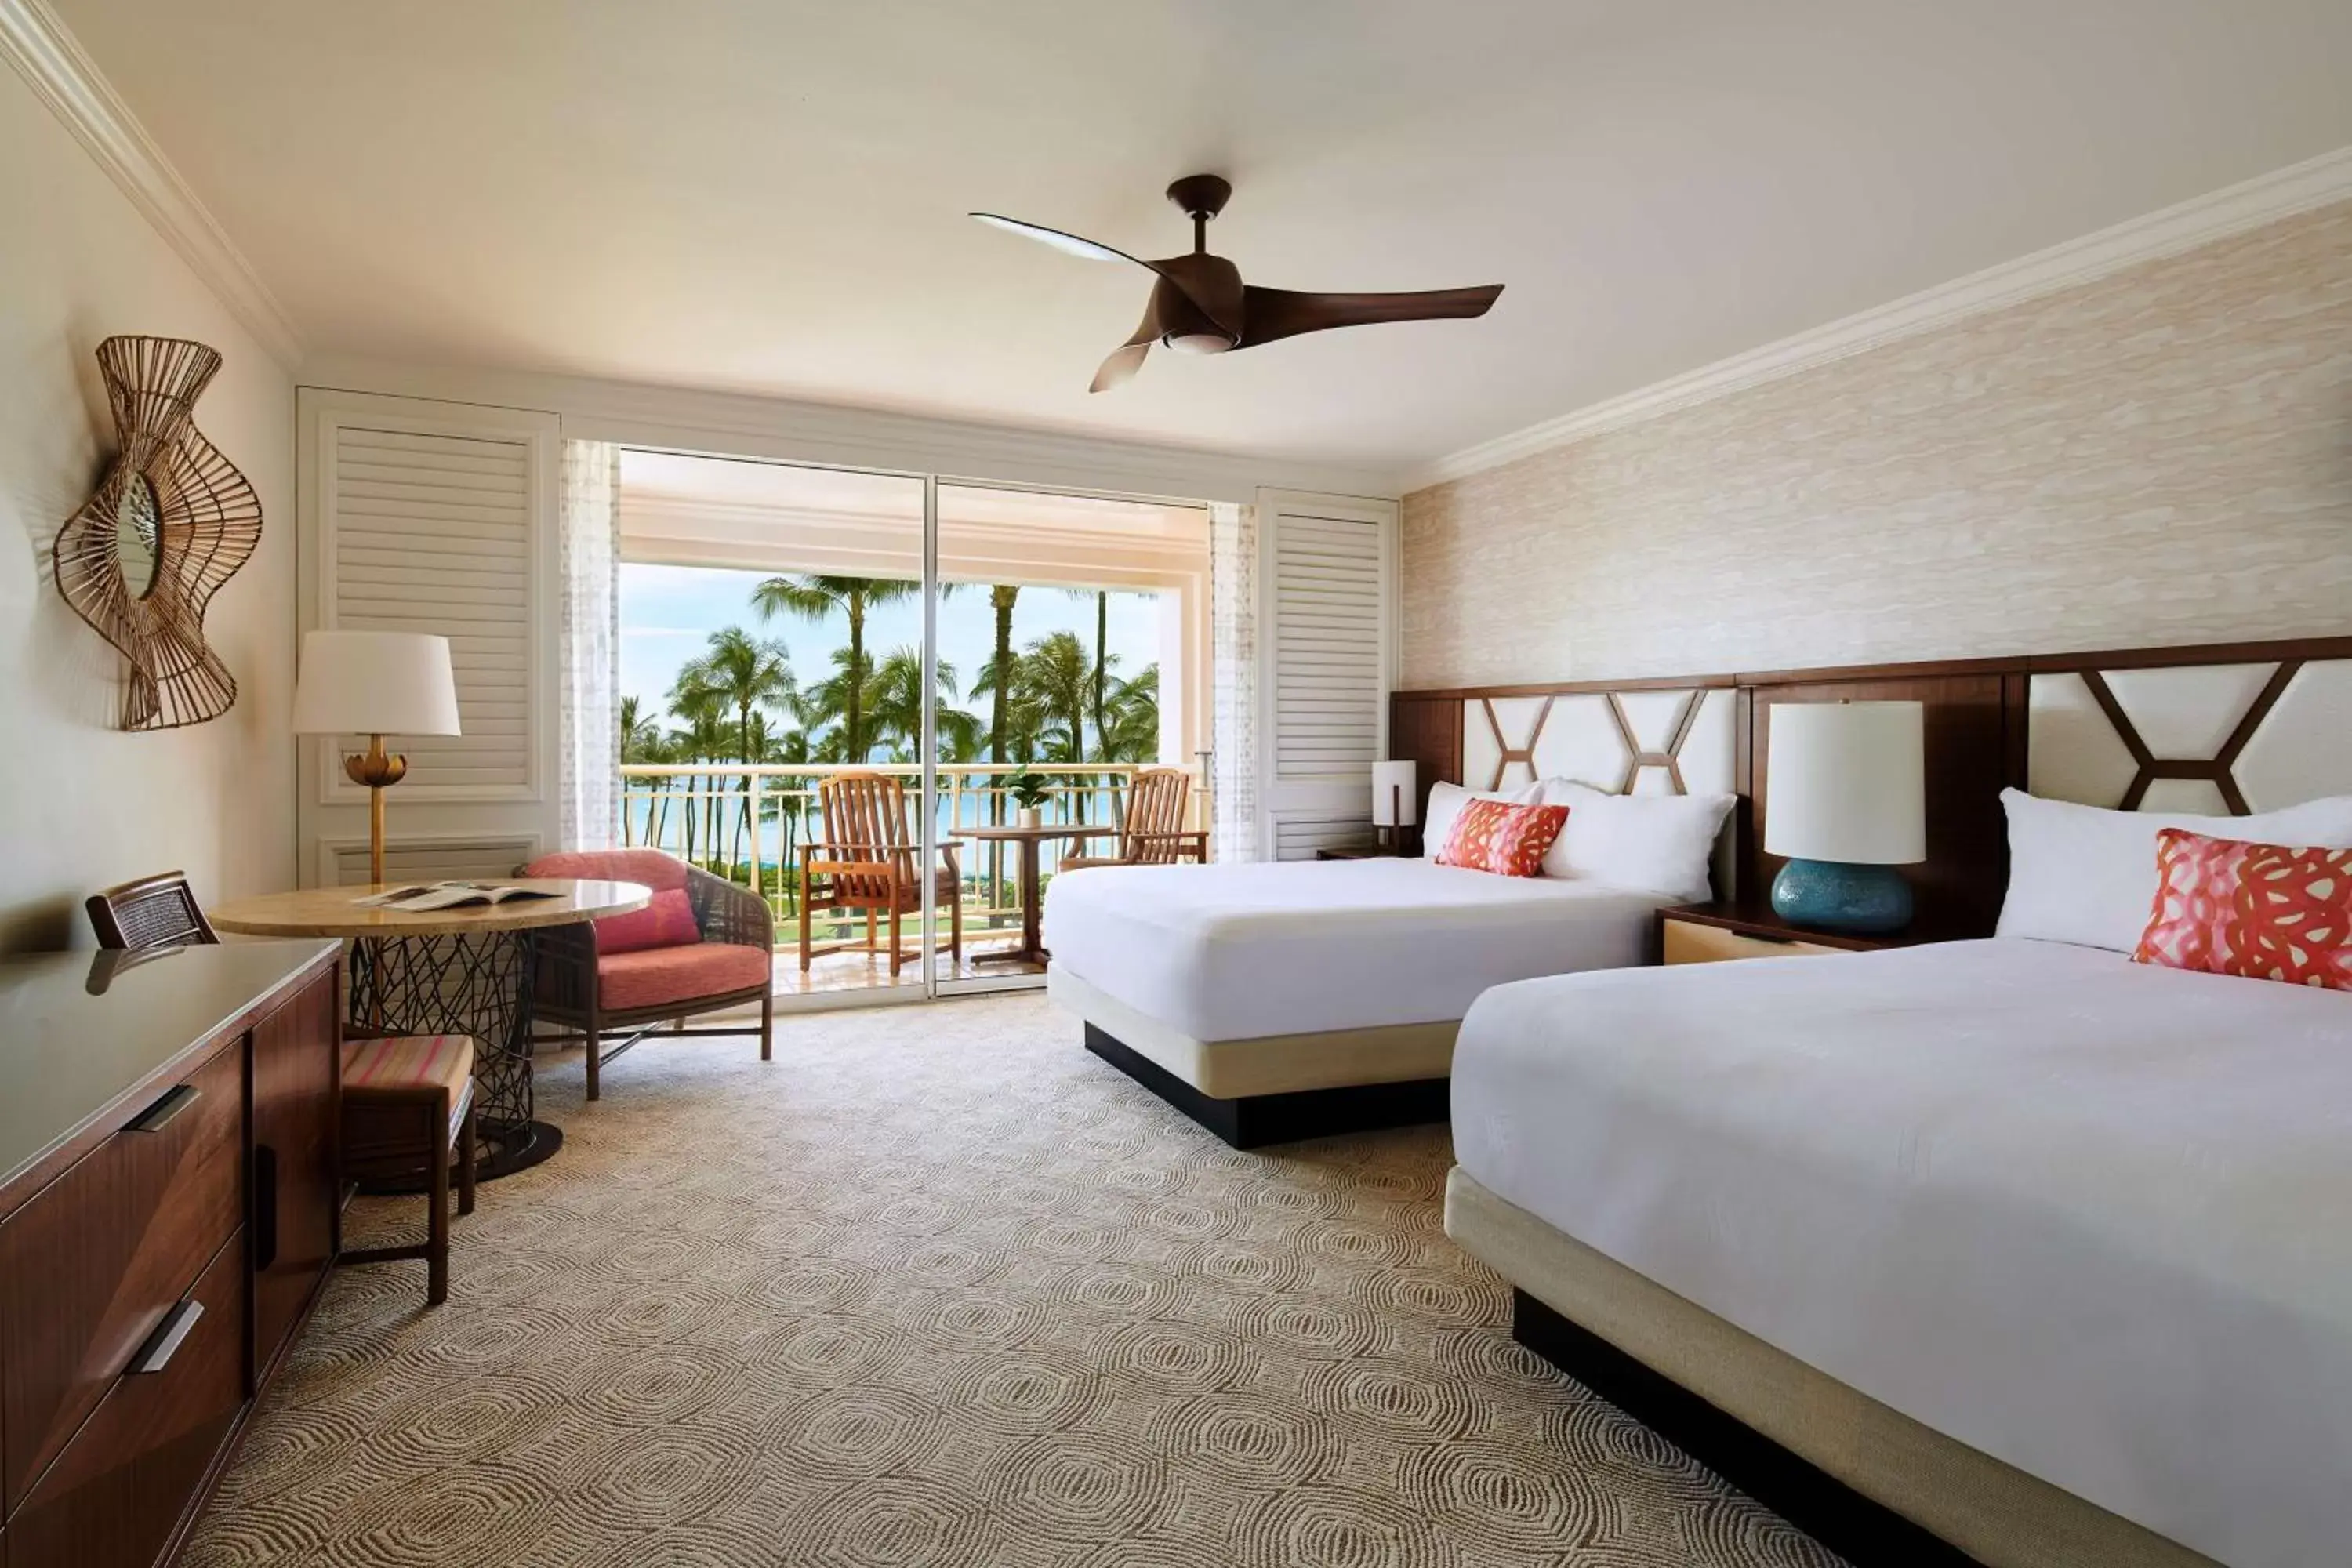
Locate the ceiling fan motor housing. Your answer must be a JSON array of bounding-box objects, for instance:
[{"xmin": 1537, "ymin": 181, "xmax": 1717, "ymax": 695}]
[{"xmin": 1149, "ymin": 254, "xmax": 1243, "ymax": 351}]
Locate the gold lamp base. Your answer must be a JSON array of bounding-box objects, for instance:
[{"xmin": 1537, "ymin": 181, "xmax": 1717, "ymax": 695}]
[{"xmin": 342, "ymin": 733, "xmax": 408, "ymax": 885}]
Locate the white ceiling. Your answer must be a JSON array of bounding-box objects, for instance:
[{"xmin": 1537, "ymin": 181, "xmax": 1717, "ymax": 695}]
[{"xmin": 48, "ymin": 0, "xmax": 2352, "ymax": 470}]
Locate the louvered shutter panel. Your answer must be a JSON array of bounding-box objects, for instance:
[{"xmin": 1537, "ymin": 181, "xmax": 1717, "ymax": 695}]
[
  {"xmin": 1271, "ymin": 512, "xmax": 1385, "ymax": 779},
  {"xmin": 1254, "ymin": 492, "xmax": 1397, "ymax": 857},
  {"xmin": 298, "ymin": 390, "xmax": 561, "ymax": 887},
  {"xmin": 327, "ymin": 424, "xmax": 535, "ymax": 793}
]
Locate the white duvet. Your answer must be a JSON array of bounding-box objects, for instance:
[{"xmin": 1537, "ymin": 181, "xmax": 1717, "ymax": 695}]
[
  {"xmin": 1452, "ymin": 938, "xmax": 2352, "ymax": 1568},
  {"xmin": 1040, "ymin": 857, "xmax": 1665, "ymax": 1041}
]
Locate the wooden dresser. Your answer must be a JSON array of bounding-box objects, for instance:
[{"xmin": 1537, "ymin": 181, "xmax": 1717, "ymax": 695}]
[{"xmin": 0, "ymin": 939, "xmax": 339, "ymax": 1568}]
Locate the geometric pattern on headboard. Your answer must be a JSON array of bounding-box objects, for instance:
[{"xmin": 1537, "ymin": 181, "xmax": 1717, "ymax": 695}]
[
  {"xmin": 1461, "ymin": 687, "xmax": 1737, "ymax": 797},
  {"xmin": 2029, "ymin": 658, "xmax": 2352, "ymax": 815}
]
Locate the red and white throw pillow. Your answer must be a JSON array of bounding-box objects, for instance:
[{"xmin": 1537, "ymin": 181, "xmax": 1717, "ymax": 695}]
[
  {"xmin": 2131, "ymin": 828, "xmax": 2352, "ymax": 991},
  {"xmin": 1436, "ymin": 799, "xmax": 1570, "ymax": 878}
]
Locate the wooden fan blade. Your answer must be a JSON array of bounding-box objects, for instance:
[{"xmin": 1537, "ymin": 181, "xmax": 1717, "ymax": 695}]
[
  {"xmin": 1236, "ymin": 284, "xmax": 1504, "ymax": 349},
  {"xmin": 971, "ymin": 213, "xmax": 1149, "ymax": 268},
  {"xmin": 1090, "ymin": 340, "xmax": 1150, "ymax": 394}
]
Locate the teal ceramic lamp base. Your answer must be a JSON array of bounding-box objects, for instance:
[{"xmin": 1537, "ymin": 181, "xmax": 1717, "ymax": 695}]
[{"xmin": 1770, "ymin": 858, "xmax": 1913, "ymax": 934}]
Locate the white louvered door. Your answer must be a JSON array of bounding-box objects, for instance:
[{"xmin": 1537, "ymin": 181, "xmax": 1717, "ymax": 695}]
[
  {"xmin": 296, "ymin": 389, "xmax": 561, "ymax": 886},
  {"xmin": 1254, "ymin": 489, "xmax": 1399, "ymax": 859}
]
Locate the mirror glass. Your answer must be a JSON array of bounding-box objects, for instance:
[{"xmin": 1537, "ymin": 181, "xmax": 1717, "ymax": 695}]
[{"xmin": 114, "ymin": 476, "xmax": 162, "ymax": 599}]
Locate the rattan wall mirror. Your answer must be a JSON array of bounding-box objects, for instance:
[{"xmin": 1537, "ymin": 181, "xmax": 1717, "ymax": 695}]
[{"xmin": 54, "ymin": 336, "xmax": 263, "ymax": 730}]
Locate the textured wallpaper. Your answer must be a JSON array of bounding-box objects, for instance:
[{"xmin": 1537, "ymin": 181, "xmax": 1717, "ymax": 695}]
[{"xmin": 1401, "ymin": 201, "xmax": 2352, "ymax": 688}]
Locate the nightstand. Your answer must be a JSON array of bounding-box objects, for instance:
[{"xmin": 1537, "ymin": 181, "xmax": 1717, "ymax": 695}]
[
  {"xmin": 1657, "ymin": 903, "xmax": 1940, "ymax": 965},
  {"xmin": 1316, "ymin": 844, "xmax": 1402, "ymax": 862}
]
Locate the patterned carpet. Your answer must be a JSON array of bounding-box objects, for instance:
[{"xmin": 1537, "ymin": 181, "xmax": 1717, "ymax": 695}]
[{"xmin": 186, "ymin": 993, "xmax": 1841, "ymax": 1568}]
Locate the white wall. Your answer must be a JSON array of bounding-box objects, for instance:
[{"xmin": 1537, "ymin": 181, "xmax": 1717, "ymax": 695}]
[{"xmin": 0, "ymin": 63, "xmax": 295, "ymax": 949}]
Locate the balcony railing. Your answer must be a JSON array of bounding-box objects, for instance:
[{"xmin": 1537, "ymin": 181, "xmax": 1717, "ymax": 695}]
[{"xmin": 616, "ymin": 762, "xmax": 1206, "ymax": 939}]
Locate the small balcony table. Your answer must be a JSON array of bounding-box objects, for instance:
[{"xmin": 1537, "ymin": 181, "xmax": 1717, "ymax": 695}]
[{"xmin": 962, "ymin": 824, "xmax": 1118, "ymax": 968}]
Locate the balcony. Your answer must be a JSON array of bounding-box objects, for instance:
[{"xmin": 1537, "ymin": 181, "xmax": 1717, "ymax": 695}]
[{"xmin": 619, "ymin": 761, "xmax": 1204, "ymax": 994}]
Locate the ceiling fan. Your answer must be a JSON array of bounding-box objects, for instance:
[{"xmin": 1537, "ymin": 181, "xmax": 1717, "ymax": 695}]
[{"xmin": 973, "ymin": 173, "xmax": 1504, "ymax": 393}]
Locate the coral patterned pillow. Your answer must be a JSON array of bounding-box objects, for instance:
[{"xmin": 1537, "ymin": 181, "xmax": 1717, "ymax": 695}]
[
  {"xmin": 1436, "ymin": 799, "xmax": 1570, "ymax": 877},
  {"xmin": 2131, "ymin": 829, "xmax": 2352, "ymax": 990}
]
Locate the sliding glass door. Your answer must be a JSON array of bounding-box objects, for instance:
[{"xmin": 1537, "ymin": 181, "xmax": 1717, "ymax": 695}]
[
  {"xmin": 927, "ymin": 484, "xmax": 1212, "ymax": 994},
  {"xmin": 617, "ymin": 452, "xmax": 929, "ymax": 1002},
  {"xmin": 615, "ymin": 453, "xmax": 1210, "ymax": 1007}
]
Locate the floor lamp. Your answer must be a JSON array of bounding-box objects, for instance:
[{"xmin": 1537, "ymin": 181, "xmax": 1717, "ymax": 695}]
[{"xmin": 293, "ymin": 630, "xmax": 463, "ymax": 886}]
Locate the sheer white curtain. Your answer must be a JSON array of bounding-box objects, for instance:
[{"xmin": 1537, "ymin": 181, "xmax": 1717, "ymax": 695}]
[
  {"xmin": 557, "ymin": 440, "xmax": 621, "ymax": 850},
  {"xmin": 1209, "ymin": 499, "xmax": 1259, "ymax": 862}
]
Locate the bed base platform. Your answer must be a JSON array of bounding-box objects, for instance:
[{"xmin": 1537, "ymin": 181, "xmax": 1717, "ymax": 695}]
[
  {"xmin": 1511, "ymin": 1288, "xmax": 1975, "ymax": 1567},
  {"xmin": 1446, "ymin": 1168, "xmax": 2215, "ymax": 1568},
  {"xmin": 1083, "ymin": 1025, "xmax": 1448, "ymax": 1149}
]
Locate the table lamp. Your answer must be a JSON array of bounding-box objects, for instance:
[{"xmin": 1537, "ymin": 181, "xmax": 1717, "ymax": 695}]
[
  {"xmin": 1372, "ymin": 759, "xmax": 1417, "ymax": 851},
  {"xmin": 292, "ymin": 630, "xmax": 462, "ymax": 884},
  {"xmin": 1765, "ymin": 700, "xmax": 1923, "ymax": 933}
]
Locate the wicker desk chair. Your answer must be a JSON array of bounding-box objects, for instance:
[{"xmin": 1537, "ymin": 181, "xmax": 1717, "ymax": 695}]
[
  {"xmin": 800, "ymin": 772, "xmax": 964, "ymax": 977},
  {"xmin": 1057, "ymin": 768, "xmax": 1208, "ymax": 871},
  {"xmin": 85, "ymin": 871, "xmax": 477, "ymax": 1305}
]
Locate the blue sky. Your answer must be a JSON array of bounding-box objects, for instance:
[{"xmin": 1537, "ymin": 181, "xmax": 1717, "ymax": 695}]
[{"xmin": 620, "ymin": 564, "xmax": 1163, "ymax": 730}]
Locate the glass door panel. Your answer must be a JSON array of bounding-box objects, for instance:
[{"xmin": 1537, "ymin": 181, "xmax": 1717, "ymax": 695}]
[
  {"xmin": 615, "ymin": 452, "xmax": 928, "ymax": 1003},
  {"xmin": 928, "ymin": 484, "xmax": 1214, "ymax": 992}
]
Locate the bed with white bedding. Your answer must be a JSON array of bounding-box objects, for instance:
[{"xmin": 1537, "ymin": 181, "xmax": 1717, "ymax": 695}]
[
  {"xmin": 1446, "ymin": 937, "xmax": 2352, "ymax": 1568},
  {"xmin": 1044, "ymin": 855, "xmax": 1669, "ymax": 1147}
]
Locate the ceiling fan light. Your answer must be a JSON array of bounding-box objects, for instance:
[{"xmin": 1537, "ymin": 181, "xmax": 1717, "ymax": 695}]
[{"xmin": 1162, "ymin": 332, "xmax": 1233, "ymax": 355}]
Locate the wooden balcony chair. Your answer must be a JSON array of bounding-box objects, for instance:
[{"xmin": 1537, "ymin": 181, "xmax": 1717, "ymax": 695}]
[
  {"xmin": 86, "ymin": 871, "xmax": 476, "ymax": 1305},
  {"xmin": 801, "ymin": 772, "xmax": 963, "ymax": 977},
  {"xmin": 521, "ymin": 849, "xmax": 776, "ymax": 1102},
  {"xmin": 1058, "ymin": 768, "xmax": 1209, "ymax": 871}
]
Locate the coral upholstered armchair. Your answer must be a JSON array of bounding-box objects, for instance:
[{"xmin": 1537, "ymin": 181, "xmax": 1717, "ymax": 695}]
[{"xmin": 521, "ymin": 849, "xmax": 775, "ymax": 1101}]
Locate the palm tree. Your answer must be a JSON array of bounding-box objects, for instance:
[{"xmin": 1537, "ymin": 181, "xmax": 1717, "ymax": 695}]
[
  {"xmin": 684, "ymin": 628, "xmax": 793, "ymax": 883},
  {"xmin": 690, "ymin": 626, "xmax": 795, "ymax": 769},
  {"xmin": 1058, "ymin": 587, "xmax": 1114, "ymax": 756},
  {"xmin": 750, "ymin": 574, "xmax": 920, "ymax": 761},
  {"xmin": 797, "ymin": 644, "xmax": 876, "ymax": 760},
  {"xmin": 1016, "ymin": 630, "xmax": 1093, "ymax": 770},
  {"xmin": 619, "ymin": 695, "xmax": 663, "ymax": 764},
  {"xmin": 618, "ymin": 695, "xmax": 666, "ymax": 847},
  {"xmin": 1099, "ymin": 663, "xmax": 1161, "ymax": 763},
  {"xmin": 665, "ymin": 681, "xmax": 731, "ymax": 870},
  {"xmin": 985, "ymin": 584, "xmax": 1020, "ymax": 768},
  {"xmin": 868, "ymin": 644, "xmax": 981, "ymax": 761}
]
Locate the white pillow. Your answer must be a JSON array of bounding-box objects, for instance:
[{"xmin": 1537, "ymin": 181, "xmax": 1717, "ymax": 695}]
[
  {"xmin": 1534, "ymin": 779, "xmax": 1736, "ymax": 902},
  {"xmin": 1994, "ymin": 787, "xmax": 2352, "ymax": 952},
  {"xmin": 1421, "ymin": 779, "xmax": 1541, "ymax": 859}
]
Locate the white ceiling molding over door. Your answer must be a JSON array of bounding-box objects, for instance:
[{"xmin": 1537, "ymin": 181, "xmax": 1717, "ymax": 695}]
[
  {"xmin": 296, "ymin": 387, "xmax": 561, "ymax": 886},
  {"xmin": 1254, "ymin": 489, "xmax": 1398, "ymax": 860}
]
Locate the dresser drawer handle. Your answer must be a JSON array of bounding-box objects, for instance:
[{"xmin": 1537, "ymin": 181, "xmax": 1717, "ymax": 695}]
[
  {"xmin": 129, "ymin": 1299, "xmax": 205, "ymax": 1374},
  {"xmin": 128, "ymin": 1083, "xmax": 201, "ymax": 1133}
]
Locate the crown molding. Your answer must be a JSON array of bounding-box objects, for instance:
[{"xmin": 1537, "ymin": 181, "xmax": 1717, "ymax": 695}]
[
  {"xmin": 300, "ymin": 354, "xmax": 1408, "ymax": 504},
  {"xmin": 1409, "ymin": 144, "xmax": 2352, "ymax": 492},
  {"xmin": 1, "ymin": 0, "xmax": 303, "ymax": 366}
]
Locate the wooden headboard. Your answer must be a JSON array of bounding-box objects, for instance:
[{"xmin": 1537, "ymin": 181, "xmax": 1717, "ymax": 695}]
[{"xmin": 1392, "ymin": 634, "xmax": 2352, "ymax": 938}]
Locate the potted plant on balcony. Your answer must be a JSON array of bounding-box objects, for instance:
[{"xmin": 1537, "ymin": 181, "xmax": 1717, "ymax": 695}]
[{"xmin": 1003, "ymin": 767, "xmax": 1051, "ymax": 830}]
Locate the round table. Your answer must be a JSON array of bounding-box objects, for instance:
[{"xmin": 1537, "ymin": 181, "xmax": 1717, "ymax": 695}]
[
  {"xmin": 962, "ymin": 825, "xmax": 1117, "ymax": 967},
  {"xmin": 209, "ymin": 879, "xmax": 649, "ymax": 1178}
]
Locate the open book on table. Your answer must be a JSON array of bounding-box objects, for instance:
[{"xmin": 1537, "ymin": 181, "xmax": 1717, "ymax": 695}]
[{"xmin": 350, "ymin": 880, "xmax": 562, "ymax": 913}]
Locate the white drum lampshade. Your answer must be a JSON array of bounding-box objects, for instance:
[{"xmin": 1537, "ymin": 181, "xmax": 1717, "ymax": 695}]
[
  {"xmin": 292, "ymin": 630, "xmax": 463, "ymax": 739},
  {"xmin": 292, "ymin": 630, "xmax": 462, "ymax": 885},
  {"xmin": 1764, "ymin": 701, "xmax": 1923, "ymax": 932}
]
